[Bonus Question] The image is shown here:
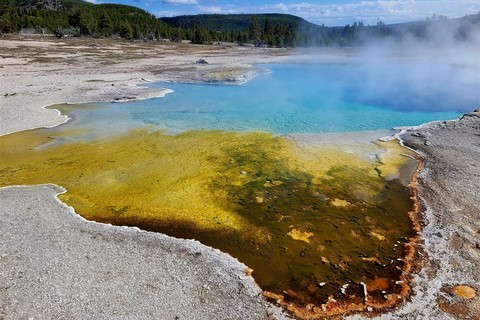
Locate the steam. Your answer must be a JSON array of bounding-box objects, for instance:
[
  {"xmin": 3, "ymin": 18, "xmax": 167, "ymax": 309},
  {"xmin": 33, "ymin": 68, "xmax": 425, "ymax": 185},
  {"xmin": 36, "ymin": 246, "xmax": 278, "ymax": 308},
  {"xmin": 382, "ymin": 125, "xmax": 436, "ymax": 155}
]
[{"xmin": 296, "ymin": 15, "xmax": 480, "ymax": 113}]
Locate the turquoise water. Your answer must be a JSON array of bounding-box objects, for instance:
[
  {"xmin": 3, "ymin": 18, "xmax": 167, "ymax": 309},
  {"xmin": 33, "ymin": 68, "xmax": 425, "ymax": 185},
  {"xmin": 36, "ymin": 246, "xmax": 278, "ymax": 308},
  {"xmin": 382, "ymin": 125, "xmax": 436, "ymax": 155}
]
[{"xmin": 67, "ymin": 63, "xmax": 476, "ymax": 135}]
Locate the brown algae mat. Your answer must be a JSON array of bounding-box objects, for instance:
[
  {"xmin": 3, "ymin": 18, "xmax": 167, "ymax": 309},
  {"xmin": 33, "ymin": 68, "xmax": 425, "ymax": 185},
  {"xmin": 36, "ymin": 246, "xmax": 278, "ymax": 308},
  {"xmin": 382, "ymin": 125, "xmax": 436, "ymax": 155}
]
[{"xmin": 0, "ymin": 117, "xmax": 420, "ymax": 318}]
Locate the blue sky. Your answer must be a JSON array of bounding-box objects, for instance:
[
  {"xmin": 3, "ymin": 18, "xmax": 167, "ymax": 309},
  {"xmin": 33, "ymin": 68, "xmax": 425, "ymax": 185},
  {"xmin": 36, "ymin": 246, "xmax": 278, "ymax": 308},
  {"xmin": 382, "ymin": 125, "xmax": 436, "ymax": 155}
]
[{"xmin": 88, "ymin": 0, "xmax": 480, "ymax": 26}]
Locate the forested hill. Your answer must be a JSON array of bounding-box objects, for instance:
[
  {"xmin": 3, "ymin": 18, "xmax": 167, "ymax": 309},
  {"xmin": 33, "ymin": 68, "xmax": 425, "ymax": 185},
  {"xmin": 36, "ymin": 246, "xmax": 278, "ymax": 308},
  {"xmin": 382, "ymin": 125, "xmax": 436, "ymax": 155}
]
[
  {"xmin": 162, "ymin": 13, "xmax": 314, "ymax": 46},
  {"xmin": 0, "ymin": 0, "xmax": 169, "ymax": 38},
  {"xmin": 161, "ymin": 13, "xmax": 315, "ymax": 33}
]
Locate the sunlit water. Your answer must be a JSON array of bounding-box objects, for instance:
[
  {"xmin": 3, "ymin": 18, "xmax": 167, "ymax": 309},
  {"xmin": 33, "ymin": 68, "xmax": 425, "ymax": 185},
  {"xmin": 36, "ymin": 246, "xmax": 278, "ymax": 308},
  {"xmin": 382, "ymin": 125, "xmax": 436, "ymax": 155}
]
[{"xmin": 64, "ymin": 62, "xmax": 475, "ymax": 137}]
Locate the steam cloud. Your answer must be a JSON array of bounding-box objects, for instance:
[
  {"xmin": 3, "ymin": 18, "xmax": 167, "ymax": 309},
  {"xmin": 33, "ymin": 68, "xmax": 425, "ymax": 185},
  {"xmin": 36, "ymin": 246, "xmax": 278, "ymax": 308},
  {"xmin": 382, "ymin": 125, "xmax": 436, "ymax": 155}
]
[{"xmin": 299, "ymin": 14, "xmax": 480, "ymax": 113}]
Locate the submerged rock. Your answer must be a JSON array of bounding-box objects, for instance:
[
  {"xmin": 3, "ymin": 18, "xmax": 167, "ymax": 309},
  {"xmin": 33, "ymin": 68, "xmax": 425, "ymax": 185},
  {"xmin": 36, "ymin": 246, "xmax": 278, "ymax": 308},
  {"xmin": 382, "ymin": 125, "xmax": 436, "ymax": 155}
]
[
  {"xmin": 287, "ymin": 228, "xmax": 314, "ymax": 243},
  {"xmin": 453, "ymin": 285, "xmax": 476, "ymax": 299},
  {"xmin": 330, "ymin": 198, "xmax": 351, "ymax": 207}
]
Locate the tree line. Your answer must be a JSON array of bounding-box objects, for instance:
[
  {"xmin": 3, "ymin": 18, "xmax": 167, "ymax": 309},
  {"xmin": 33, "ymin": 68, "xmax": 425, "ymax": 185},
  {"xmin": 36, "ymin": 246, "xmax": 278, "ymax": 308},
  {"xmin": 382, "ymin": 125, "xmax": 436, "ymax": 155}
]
[
  {"xmin": 0, "ymin": 1, "xmax": 301, "ymax": 46},
  {"xmin": 1, "ymin": 0, "xmax": 478, "ymax": 47}
]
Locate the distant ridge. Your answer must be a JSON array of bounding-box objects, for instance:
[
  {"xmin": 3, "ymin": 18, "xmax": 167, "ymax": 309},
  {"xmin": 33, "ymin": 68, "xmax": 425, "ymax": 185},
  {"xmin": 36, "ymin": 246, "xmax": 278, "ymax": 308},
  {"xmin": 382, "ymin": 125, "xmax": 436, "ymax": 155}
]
[
  {"xmin": 386, "ymin": 12, "xmax": 480, "ymax": 39},
  {"xmin": 160, "ymin": 13, "xmax": 321, "ymax": 46},
  {"xmin": 161, "ymin": 12, "xmax": 480, "ymax": 32},
  {"xmin": 160, "ymin": 13, "xmax": 319, "ymax": 33},
  {"xmin": 160, "ymin": 12, "xmax": 480, "ymax": 46}
]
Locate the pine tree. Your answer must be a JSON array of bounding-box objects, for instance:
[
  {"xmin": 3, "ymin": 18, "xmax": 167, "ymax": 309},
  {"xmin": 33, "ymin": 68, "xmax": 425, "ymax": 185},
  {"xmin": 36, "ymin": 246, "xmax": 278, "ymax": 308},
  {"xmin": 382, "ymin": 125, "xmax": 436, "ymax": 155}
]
[
  {"xmin": 98, "ymin": 12, "xmax": 112, "ymax": 36},
  {"xmin": 262, "ymin": 15, "xmax": 271, "ymax": 44},
  {"xmin": 248, "ymin": 14, "xmax": 260, "ymax": 45},
  {"xmin": 119, "ymin": 20, "xmax": 133, "ymax": 39}
]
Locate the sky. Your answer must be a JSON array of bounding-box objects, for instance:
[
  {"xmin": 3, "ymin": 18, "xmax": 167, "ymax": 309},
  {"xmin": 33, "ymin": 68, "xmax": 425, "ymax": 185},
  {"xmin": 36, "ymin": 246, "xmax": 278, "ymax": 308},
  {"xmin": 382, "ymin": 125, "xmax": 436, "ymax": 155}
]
[{"xmin": 87, "ymin": 0, "xmax": 480, "ymax": 26}]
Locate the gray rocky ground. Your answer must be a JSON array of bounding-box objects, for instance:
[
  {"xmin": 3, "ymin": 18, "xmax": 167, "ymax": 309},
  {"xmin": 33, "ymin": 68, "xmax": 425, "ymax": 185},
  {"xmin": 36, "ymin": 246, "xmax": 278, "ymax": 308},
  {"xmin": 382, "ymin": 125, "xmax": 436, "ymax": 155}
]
[
  {"xmin": 395, "ymin": 110, "xmax": 480, "ymax": 319},
  {"xmin": 0, "ymin": 185, "xmax": 288, "ymax": 320}
]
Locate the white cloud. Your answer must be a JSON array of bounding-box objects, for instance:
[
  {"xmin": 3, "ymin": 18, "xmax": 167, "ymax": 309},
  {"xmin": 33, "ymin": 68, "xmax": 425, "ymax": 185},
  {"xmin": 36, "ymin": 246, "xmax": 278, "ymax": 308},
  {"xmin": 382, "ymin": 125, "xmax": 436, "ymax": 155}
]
[
  {"xmin": 162, "ymin": 0, "xmax": 197, "ymax": 5},
  {"xmin": 197, "ymin": 6, "xmax": 224, "ymax": 14},
  {"xmin": 196, "ymin": 4, "xmax": 243, "ymax": 14},
  {"xmin": 185, "ymin": 0, "xmax": 480, "ymax": 25},
  {"xmin": 155, "ymin": 0, "xmax": 480, "ymax": 26},
  {"xmin": 272, "ymin": 3, "xmax": 288, "ymax": 11},
  {"xmin": 155, "ymin": 10, "xmax": 180, "ymax": 17},
  {"xmin": 273, "ymin": 0, "xmax": 480, "ymax": 25}
]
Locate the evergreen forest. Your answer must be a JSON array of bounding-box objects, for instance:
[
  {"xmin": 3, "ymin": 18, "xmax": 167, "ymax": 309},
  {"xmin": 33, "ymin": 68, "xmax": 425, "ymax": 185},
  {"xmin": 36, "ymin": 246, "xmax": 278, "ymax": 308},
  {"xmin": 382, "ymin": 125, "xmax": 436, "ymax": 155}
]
[{"xmin": 1, "ymin": 0, "xmax": 479, "ymax": 47}]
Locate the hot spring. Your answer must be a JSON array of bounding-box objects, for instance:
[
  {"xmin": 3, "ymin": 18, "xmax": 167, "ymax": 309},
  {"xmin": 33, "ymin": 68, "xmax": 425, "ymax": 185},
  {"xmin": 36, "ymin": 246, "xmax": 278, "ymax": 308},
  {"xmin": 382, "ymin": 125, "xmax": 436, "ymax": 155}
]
[{"xmin": 1, "ymin": 61, "xmax": 477, "ymax": 317}]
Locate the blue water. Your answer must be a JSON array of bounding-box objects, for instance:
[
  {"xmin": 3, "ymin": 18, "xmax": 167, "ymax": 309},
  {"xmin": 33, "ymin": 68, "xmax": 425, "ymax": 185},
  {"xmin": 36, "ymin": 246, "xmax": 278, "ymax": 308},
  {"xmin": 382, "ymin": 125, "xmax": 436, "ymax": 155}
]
[{"xmin": 68, "ymin": 63, "xmax": 477, "ymax": 135}]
